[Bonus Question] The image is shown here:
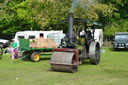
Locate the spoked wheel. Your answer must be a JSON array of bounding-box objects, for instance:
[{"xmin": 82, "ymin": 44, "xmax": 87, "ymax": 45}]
[
  {"xmin": 31, "ymin": 52, "xmax": 40, "ymax": 62},
  {"xmin": 89, "ymin": 41, "xmax": 100, "ymax": 65},
  {"xmin": 0, "ymin": 47, "xmax": 3, "ymax": 59}
]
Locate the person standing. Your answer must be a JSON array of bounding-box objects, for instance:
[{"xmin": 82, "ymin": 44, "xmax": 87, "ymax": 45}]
[{"xmin": 11, "ymin": 39, "xmax": 18, "ymax": 60}]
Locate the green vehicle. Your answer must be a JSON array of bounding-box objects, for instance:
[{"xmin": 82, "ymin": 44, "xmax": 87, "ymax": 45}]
[{"xmin": 19, "ymin": 39, "xmax": 53, "ymax": 62}]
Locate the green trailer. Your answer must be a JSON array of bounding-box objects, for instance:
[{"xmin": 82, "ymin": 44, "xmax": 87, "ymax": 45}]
[{"xmin": 19, "ymin": 39, "xmax": 53, "ymax": 62}]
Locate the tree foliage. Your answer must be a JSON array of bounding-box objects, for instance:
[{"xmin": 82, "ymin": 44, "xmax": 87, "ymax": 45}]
[
  {"xmin": 0, "ymin": 0, "xmax": 128, "ymax": 40},
  {"xmin": 103, "ymin": 0, "xmax": 128, "ymax": 38},
  {"xmin": 0, "ymin": 0, "xmax": 38, "ymax": 33},
  {"xmin": 30, "ymin": 0, "xmax": 71, "ymax": 30}
]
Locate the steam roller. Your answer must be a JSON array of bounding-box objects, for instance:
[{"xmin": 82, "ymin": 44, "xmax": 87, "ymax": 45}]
[{"xmin": 50, "ymin": 13, "xmax": 101, "ymax": 73}]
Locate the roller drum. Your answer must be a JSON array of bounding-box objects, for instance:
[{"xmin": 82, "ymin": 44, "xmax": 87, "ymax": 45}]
[{"xmin": 50, "ymin": 51, "xmax": 78, "ymax": 72}]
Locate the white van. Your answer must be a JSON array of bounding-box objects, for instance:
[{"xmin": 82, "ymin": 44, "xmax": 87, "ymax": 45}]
[{"xmin": 14, "ymin": 30, "xmax": 63, "ymax": 46}]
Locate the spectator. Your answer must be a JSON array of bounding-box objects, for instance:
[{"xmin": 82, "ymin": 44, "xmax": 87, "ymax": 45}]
[{"xmin": 10, "ymin": 39, "xmax": 19, "ymax": 60}]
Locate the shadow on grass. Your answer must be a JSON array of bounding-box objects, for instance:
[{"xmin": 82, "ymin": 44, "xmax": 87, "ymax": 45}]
[
  {"xmin": 21, "ymin": 57, "xmax": 51, "ymax": 62},
  {"xmin": 80, "ymin": 60, "xmax": 91, "ymax": 66},
  {"xmin": 13, "ymin": 56, "xmax": 51, "ymax": 63},
  {"xmin": 46, "ymin": 68, "xmax": 77, "ymax": 74}
]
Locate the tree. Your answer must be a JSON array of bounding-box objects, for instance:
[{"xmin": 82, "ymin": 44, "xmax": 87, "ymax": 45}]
[
  {"xmin": 31, "ymin": 0, "xmax": 115, "ymax": 31},
  {"xmin": 103, "ymin": 0, "xmax": 128, "ymax": 40},
  {"xmin": 30, "ymin": 0, "xmax": 71, "ymax": 30},
  {"xmin": 0, "ymin": 0, "xmax": 38, "ymax": 33},
  {"xmin": 0, "ymin": 0, "xmax": 125, "ymax": 35}
]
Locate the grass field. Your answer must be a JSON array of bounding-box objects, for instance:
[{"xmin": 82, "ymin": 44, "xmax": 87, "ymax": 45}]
[{"xmin": 0, "ymin": 48, "xmax": 128, "ymax": 85}]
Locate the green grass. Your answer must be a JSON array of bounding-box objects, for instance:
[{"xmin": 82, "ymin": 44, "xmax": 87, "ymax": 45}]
[{"xmin": 0, "ymin": 48, "xmax": 128, "ymax": 85}]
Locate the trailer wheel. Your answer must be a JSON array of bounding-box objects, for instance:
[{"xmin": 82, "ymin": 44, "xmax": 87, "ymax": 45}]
[
  {"xmin": 89, "ymin": 41, "xmax": 100, "ymax": 65},
  {"xmin": 31, "ymin": 52, "xmax": 40, "ymax": 62},
  {"xmin": 0, "ymin": 48, "xmax": 3, "ymax": 59}
]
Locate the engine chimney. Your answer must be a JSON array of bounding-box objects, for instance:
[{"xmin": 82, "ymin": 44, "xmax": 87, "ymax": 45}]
[{"xmin": 68, "ymin": 13, "xmax": 74, "ymax": 44}]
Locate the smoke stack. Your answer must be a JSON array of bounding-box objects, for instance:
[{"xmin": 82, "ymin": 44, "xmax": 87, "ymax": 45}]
[{"xmin": 68, "ymin": 13, "xmax": 74, "ymax": 44}]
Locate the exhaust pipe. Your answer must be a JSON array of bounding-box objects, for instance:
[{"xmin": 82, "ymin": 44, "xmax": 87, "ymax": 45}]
[{"xmin": 68, "ymin": 13, "xmax": 74, "ymax": 44}]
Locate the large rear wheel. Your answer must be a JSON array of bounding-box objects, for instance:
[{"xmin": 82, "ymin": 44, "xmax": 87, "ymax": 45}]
[{"xmin": 89, "ymin": 41, "xmax": 100, "ymax": 65}]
